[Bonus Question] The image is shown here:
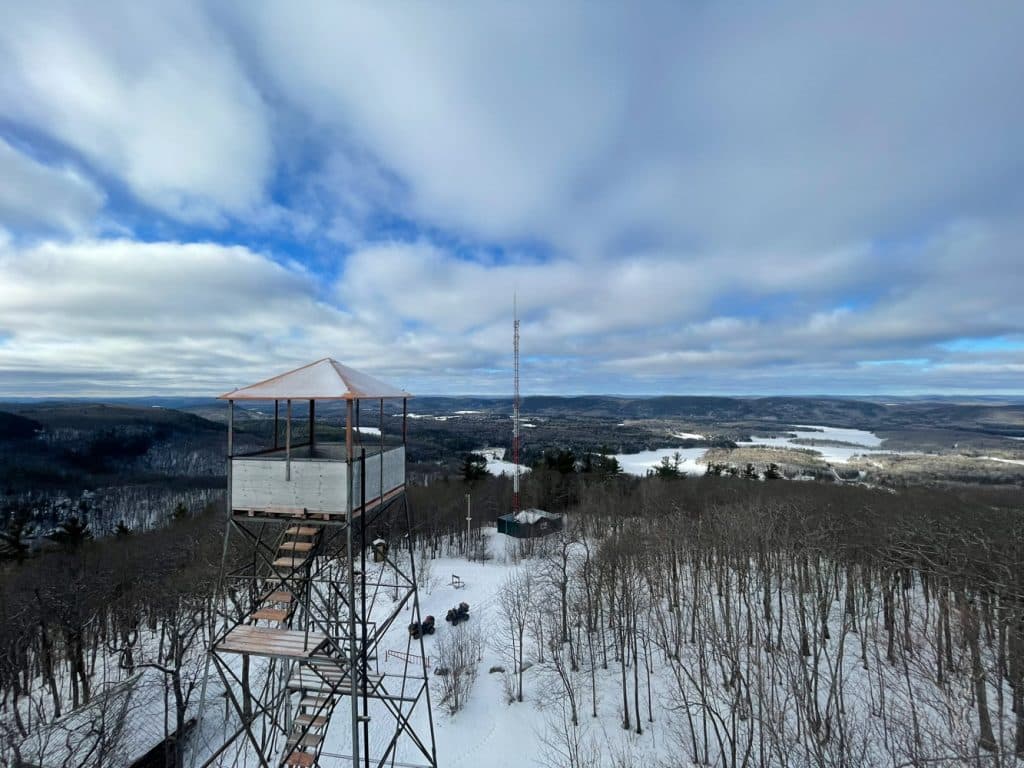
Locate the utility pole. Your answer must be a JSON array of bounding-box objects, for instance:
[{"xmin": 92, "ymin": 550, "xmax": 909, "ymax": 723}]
[
  {"xmin": 512, "ymin": 294, "xmax": 521, "ymax": 516},
  {"xmin": 465, "ymin": 493, "xmax": 472, "ymax": 560}
]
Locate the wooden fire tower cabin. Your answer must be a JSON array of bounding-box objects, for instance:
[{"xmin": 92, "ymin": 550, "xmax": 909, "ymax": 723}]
[{"xmin": 195, "ymin": 359, "xmax": 437, "ymax": 768}]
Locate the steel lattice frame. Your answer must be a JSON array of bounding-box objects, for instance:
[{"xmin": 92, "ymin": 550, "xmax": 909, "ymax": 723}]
[{"xmin": 194, "ymin": 409, "xmax": 437, "ymax": 768}]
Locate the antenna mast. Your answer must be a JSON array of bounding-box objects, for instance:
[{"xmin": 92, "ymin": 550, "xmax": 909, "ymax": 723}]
[{"xmin": 512, "ymin": 294, "xmax": 521, "ymax": 515}]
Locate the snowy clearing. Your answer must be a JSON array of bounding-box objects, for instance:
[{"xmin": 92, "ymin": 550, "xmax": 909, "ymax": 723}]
[
  {"xmin": 739, "ymin": 424, "xmax": 887, "ymax": 463},
  {"xmin": 474, "ymin": 448, "xmax": 532, "ymax": 478},
  {"xmin": 612, "ymin": 447, "xmax": 710, "ymax": 476}
]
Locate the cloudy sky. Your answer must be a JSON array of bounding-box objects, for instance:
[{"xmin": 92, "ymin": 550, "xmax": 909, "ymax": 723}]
[{"xmin": 1, "ymin": 1, "xmax": 1022, "ymax": 397}]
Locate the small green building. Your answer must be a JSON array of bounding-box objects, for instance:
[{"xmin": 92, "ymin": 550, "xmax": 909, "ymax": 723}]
[{"xmin": 497, "ymin": 508, "xmax": 564, "ymax": 539}]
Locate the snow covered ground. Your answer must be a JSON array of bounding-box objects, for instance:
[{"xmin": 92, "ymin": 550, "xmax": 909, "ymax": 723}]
[
  {"xmin": 612, "ymin": 447, "xmax": 710, "ymax": 476},
  {"xmin": 611, "ymin": 426, "xmax": 891, "ymax": 475},
  {"xmin": 739, "ymin": 424, "xmax": 888, "ymax": 463},
  {"xmin": 352, "ymin": 530, "xmax": 669, "ymax": 768},
  {"xmin": 976, "ymin": 455, "xmax": 1024, "ymax": 466},
  {"xmin": 474, "ymin": 448, "xmax": 532, "ymax": 478}
]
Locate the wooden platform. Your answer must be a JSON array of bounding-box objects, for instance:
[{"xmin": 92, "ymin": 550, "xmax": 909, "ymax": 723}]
[
  {"xmin": 233, "ymin": 506, "xmax": 354, "ymax": 522},
  {"xmin": 216, "ymin": 626, "xmax": 328, "ymax": 659},
  {"xmin": 285, "ymin": 731, "xmax": 324, "ymax": 750},
  {"xmin": 250, "ymin": 607, "xmax": 290, "ymax": 623},
  {"xmin": 232, "ymin": 485, "xmax": 405, "ymax": 524},
  {"xmin": 273, "ymin": 555, "xmax": 309, "ymax": 570},
  {"xmin": 286, "ymin": 667, "xmax": 407, "ymax": 700},
  {"xmin": 279, "ymin": 541, "xmax": 315, "ymax": 553},
  {"xmin": 282, "ymin": 751, "xmax": 317, "ymax": 768}
]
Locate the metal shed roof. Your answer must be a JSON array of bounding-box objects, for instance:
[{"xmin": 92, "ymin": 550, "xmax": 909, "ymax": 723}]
[{"xmin": 219, "ymin": 358, "xmax": 411, "ymax": 401}]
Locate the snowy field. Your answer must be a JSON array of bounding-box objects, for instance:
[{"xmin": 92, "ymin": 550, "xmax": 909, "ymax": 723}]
[
  {"xmin": 474, "ymin": 448, "xmax": 532, "ymax": 478},
  {"xmin": 738, "ymin": 424, "xmax": 887, "ymax": 463},
  {"xmin": 316, "ymin": 530, "xmax": 675, "ymax": 768},
  {"xmin": 611, "ymin": 447, "xmax": 710, "ymax": 476},
  {"xmin": 609, "ymin": 425, "xmax": 894, "ymax": 475}
]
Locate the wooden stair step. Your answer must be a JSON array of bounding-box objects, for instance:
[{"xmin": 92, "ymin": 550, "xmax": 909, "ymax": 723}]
[
  {"xmin": 294, "ymin": 713, "xmax": 329, "ymax": 729},
  {"xmin": 250, "ymin": 608, "xmax": 290, "ymax": 623},
  {"xmin": 286, "ymin": 732, "xmax": 324, "ymax": 750},
  {"xmin": 279, "ymin": 541, "xmax": 315, "ymax": 553},
  {"xmin": 299, "ymin": 695, "xmax": 334, "ymax": 709},
  {"xmin": 286, "ymin": 526, "xmax": 319, "ymax": 536},
  {"xmin": 273, "ymin": 556, "xmax": 308, "ymax": 569},
  {"xmin": 283, "ymin": 751, "xmax": 317, "ymax": 767}
]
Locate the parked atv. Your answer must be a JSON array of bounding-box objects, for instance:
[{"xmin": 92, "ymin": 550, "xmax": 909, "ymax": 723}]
[
  {"xmin": 445, "ymin": 602, "xmax": 470, "ymax": 626},
  {"xmin": 409, "ymin": 615, "xmax": 436, "ymax": 638}
]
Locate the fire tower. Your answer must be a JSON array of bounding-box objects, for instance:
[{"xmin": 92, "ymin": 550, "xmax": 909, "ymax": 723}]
[{"xmin": 194, "ymin": 359, "xmax": 436, "ymax": 768}]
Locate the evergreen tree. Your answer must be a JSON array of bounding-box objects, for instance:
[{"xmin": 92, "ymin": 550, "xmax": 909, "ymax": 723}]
[
  {"xmin": 0, "ymin": 517, "xmax": 31, "ymax": 563},
  {"xmin": 48, "ymin": 516, "xmax": 92, "ymax": 552},
  {"xmin": 461, "ymin": 453, "xmax": 489, "ymax": 483}
]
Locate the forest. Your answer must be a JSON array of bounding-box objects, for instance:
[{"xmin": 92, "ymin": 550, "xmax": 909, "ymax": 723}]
[{"xmin": 1, "ymin": 467, "xmax": 1023, "ymax": 767}]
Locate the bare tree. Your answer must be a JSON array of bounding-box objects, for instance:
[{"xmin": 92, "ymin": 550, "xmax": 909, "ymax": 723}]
[{"xmin": 433, "ymin": 622, "xmax": 482, "ymax": 715}]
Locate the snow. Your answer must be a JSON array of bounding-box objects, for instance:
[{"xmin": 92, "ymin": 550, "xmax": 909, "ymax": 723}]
[
  {"xmin": 611, "ymin": 447, "xmax": 710, "ymax": 476},
  {"xmin": 473, "ymin": 448, "xmax": 531, "ymax": 478},
  {"xmin": 976, "ymin": 456, "xmax": 1024, "ymax": 466},
  {"xmin": 608, "ymin": 425, "xmax": 893, "ymax": 476},
  {"xmin": 357, "ymin": 426, "xmax": 381, "ymax": 436},
  {"xmin": 512, "ymin": 508, "xmax": 558, "ymax": 524},
  {"xmin": 453, "ymin": 410, "xmax": 482, "ymax": 415},
  {"xmin": 739, "ymin": 424, "xmax": 887, "ymax": 463},
  {"xmin": 483, "ymin": 459, "xmax": 532, "ymax": 477},
  {"xmin": 374, "ymin": 531, "xmax": 664, "ymax": 768},
  {"xmin": 16, "ymin": 668, "xmax": 190, "ymax": 767}
]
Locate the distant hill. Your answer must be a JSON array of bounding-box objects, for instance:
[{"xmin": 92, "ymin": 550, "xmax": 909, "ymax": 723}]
[{"xmin": 405, "ymin": 395, "xmax": 1024, "ymax": 435}]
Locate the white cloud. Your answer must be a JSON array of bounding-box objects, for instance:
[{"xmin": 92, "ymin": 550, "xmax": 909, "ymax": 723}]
[
  {"xmin": 0, "ymin": 239, "xmax": 385, "ymax": 395},
  {"xmin": 0, "ymin": 3, "xmax": 1022, "ymax": 395},
  {"xmin": 0, "ymin": 0, "xmax": 272, "ymax": 223},
  {"xmin": 243, "ymin": 1, "xmax": 1024, "ymax": 255},
  {"xmin": 0, "ymin": 137, "xmax": 104, "ymax": 233}
]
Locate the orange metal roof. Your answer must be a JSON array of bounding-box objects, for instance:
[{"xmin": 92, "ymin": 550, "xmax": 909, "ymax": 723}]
[{"xmin": 218, "ymin": 358, "xmax": 411, "ymax": 401}]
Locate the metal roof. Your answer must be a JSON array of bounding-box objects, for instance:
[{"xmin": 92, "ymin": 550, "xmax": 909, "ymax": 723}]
[
  {"xmin": 219, "ymin": 358, "xmax": 411, "ymax": 401},
  {"xmin": 16, "ymin": 669, "xmax": 188, "ymax": 767}
]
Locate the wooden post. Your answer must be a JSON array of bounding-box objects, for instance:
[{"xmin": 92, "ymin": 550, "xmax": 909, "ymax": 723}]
[
  {"xmin": 286, "ymin": 399, "xmax": 292, "ymax": 481},
  {"xmin": 309, "ymin": 399, "xmax": 316, "ymax": 452},
  {"xmin": 273, "ymin": 400, "xmax": 279, "ymax": 449},
  {"xmin": 402, "ymin": 398, "xmax": 408, "ymax": 446}
]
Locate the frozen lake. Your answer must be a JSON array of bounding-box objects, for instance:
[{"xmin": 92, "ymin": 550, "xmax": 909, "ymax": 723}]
[{"xmin": 739, "ymin": 424, "xmax": 886, "ymax": 463}]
